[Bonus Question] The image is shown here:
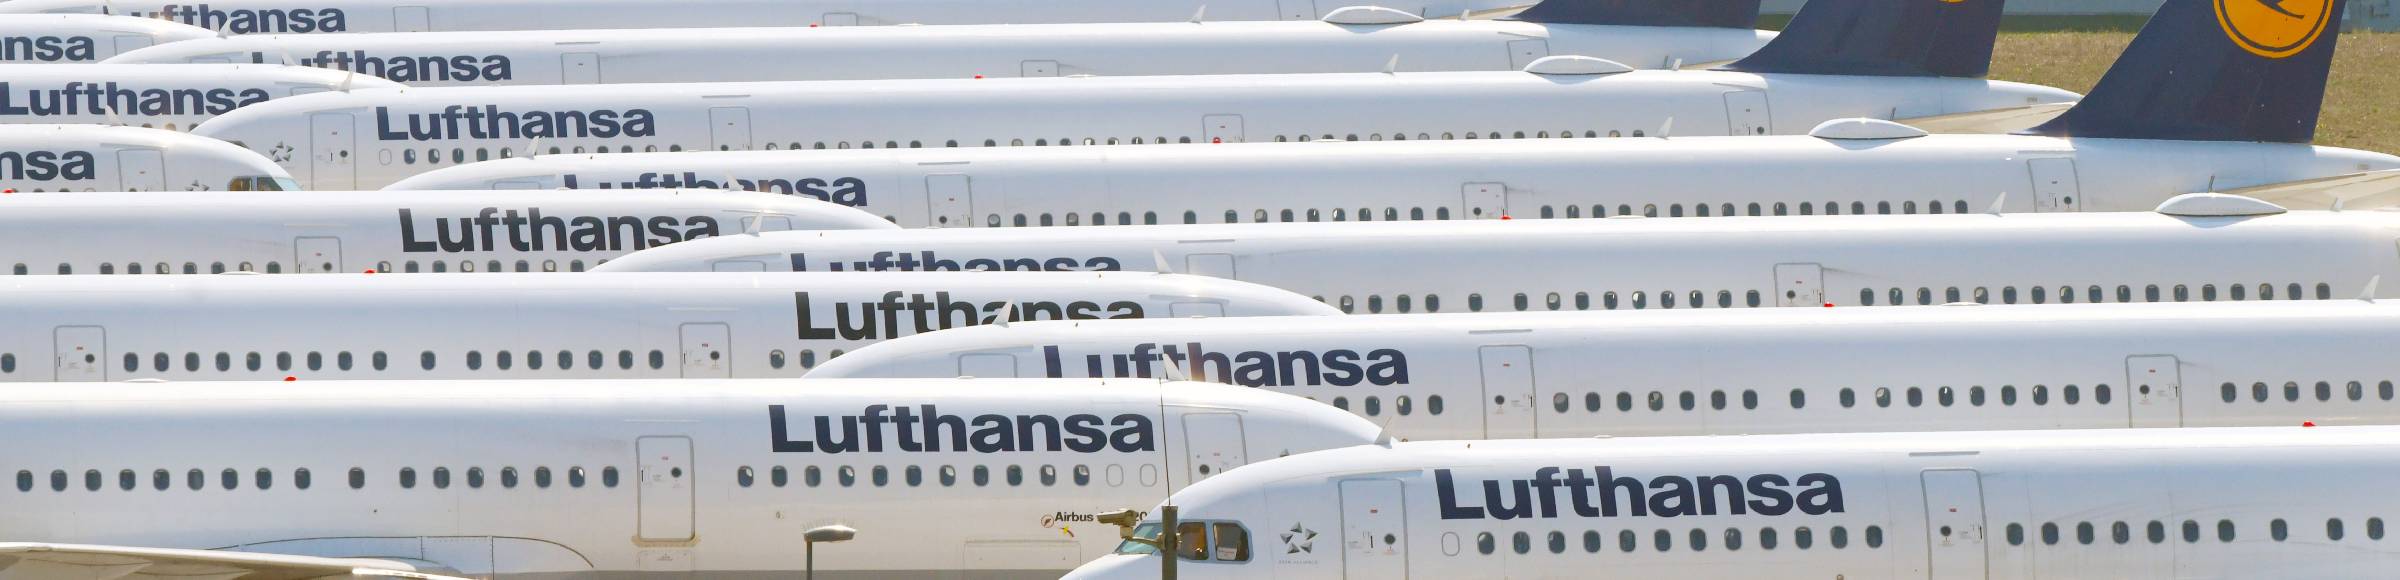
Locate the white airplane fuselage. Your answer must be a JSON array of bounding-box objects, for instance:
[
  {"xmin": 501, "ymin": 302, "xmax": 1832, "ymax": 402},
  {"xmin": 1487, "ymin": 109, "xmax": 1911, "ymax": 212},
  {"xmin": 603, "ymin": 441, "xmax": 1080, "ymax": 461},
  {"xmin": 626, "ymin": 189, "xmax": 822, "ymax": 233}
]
[
  {"xmin": 811, "ymin": 301, "xmax": 2400, "ymax": 440},
  {"xmin": 0, "ymin": 272, "xmax": 1338, "ymax": 382},
  {"xmin": 0, "ymin": 379, "xmax": 1385, "ymax": 578},
  {"xmin": 107, "ymin": 20, "xmax": 1775, "ymax": 84},
  {"xmin": 1066, "ymin": 427, "xmax": 2400, "ymax": 579},
  {"xmin": 0, "ymin": 14, "xmax": 214, "ymax": 63},
  {"xmin": 193, "ymin": 70, "xmax": 2079, "ymax": 190},
  {"xmin": 0, "ymin": 189, "xmax": 897, "ymax": 275},
  {"xmin": 0, "ymin": 63, "xmax": 400, "ymax": 130},
  {"xmin": 386, "ymin": 135, "xmax": 2400, "ymax": 226},
  {"xmin": 0, "ymin": 0, "xmax": 1537, "ymax": 30},
  {"xmin": 593, "ymin": 210, "xmax": 2400, "ymax": 313},
  {"xmin": 0, "ymin": 124, "xmax": 291, "ymax": 191}
]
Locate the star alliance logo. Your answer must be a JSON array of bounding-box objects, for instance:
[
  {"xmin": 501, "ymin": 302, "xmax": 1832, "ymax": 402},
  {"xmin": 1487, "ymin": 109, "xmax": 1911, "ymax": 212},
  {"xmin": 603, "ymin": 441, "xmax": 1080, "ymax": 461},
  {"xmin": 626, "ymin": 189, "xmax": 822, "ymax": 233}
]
[
  {"xmin": 1281, "ymin": 523, "xmax": 1317, "ymax": 554},
  {"xmin": 264, "ymin": 142, "xmax": 294, "ymax": 163}
]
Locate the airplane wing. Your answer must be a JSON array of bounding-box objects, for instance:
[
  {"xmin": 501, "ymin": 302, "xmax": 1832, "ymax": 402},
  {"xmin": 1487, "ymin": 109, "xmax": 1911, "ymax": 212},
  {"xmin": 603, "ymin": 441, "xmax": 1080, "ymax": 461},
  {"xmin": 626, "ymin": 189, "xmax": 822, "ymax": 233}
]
[
  {"xmin": 1897, "ymin": 102, "xmax": 2077, "ymax": 134},
  {"xmin": 0, "ymin": 543, "xmax": 471, "ymax": 580},
  {"xmin": 2221, "ymin": 169, "xmax": 2400, "ymax": 210}
]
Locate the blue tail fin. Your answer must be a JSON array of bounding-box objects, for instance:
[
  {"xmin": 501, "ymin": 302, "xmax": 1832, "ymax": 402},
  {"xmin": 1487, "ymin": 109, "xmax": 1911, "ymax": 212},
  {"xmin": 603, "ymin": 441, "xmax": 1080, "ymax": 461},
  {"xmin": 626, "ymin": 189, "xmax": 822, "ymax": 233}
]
[
  {"xmin": 2022, "ymin": 0, "xmax": 2346, "ymax": 143},
  {"xmin": 1717, "ymin": 0, "xmax": 2006, "ymax": 77},
  {"xmin": 1509, "ymin": 0, "xmax": 1763, "ymax": 28}
]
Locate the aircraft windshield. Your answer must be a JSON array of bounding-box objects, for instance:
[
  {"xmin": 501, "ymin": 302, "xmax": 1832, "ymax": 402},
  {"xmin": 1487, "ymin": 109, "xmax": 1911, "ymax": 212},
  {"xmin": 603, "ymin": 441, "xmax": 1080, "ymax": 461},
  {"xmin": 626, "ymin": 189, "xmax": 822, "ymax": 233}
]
[{"xmin": 1114, "ymin": 523, "xmax": 1163, "ymax": 555}]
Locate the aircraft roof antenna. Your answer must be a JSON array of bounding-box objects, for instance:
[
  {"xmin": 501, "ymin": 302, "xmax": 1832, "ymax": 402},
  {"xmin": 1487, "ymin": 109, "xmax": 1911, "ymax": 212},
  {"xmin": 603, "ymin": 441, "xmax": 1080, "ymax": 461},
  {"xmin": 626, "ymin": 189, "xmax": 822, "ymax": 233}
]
[
  {"xmin": 337, "ymin": 69, "xmax": 355, "ymax": 92},
  {"xmin": 992, "ymin": 300, "xmax": 1016, "ymax": 328},
  {"xmin": 1154, "ymin": 348, "xmax": 1189, "ymax": 383},
  {"xmin": 523, "ymin": 136, "xmax": 543, "ymax": 158},
  {"xmin": 725, "ymin": 173, "xmax": 746, "ymax": 192},
  {"xmin": 1655, "ymin": 117, "xmax": 1673, "ymax": 139},
  {"xmin": 213, "ymin": 21, "xmax": 230, "ymax": 39},
  {"xmin": 2360, "ymin": 275, "xmax": 2381, "ymax": 303},
  {"xmin": 1188, "ymin": 5, "xmax": 1207, "ymax": 23},
  {"xmin": 98, "ymin": 104, "xmax": 125, "ymax": 127},
  {"xmin": 1383, "ymin": 54, "xmax": 1400, "ymax": 75},
  {"xmin": 1371, "ymin": 412, "xmax": 1398, "ymax": 447},
  {"xmin": 2331, "ymin": 193, "xmax": 2348, "ymax": 213},
  {"xmin": 1986, "ymin": 191, "xmax": 2007, "ymax": 216},
  {"xmin": 1151, "ymin": 250, "xmax": 1175, "ymax": 275},
  {"xmin": 1670, "ymin": 57, "xmax": 1684, "ymax": 70},
  {"xmin": 277, "ymin": 51, "xmax": 296, "ymax": 66}
]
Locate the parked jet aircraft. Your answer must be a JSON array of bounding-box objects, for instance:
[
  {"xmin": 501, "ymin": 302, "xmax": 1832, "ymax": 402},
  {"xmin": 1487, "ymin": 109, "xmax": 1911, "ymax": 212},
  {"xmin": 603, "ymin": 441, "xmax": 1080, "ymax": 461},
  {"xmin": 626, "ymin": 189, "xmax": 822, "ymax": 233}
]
[
  {"xmin": 0, "ymin": 63, "xmax": 398, "ymax": 129},
  {"xmin": 0, "ymin": 14, "xmax": 211, "ymax": 63},
  {"xmin": 0, "ymin": 379, "xmax": 1382, "ymax": 578},
  {"xmin": 0, "ymin": 124, "xmax": 291, "ymax": 191},
  {"xmin": 195, "ymin": 0, "xmax": 2076, "ymax": 190},
  {"xmin": 0, "ymin": 0, "xmax": 1540, "ymax": 30}
]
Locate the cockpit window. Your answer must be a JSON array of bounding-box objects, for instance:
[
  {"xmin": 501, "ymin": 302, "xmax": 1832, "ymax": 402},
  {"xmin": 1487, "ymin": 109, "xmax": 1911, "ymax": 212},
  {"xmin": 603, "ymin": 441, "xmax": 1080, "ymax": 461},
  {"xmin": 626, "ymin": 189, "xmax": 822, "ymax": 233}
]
[
  {"xmin": 1114, "ymin": 523, "xmax": 1162, "ymax": 555},
  {"xmin": 1111, "ymin": 521, "xmax": 1251, "ymax": 562}
]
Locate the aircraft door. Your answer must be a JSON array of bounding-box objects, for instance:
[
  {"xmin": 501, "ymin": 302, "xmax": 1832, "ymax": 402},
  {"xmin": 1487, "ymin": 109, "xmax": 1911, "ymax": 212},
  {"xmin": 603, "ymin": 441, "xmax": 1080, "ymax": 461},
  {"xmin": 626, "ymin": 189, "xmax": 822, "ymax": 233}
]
[
  {"xmin": 635, "ymin": 436, "xmax": 695, "ymax": 541},
  {"xmin": 1277, "ymin": 0, "xmax": 1318, "ymax": 20},
  {"xmin": 2027, "ymin": 158, "xmax": 2082, "ymax": 212},
  {"xmin": 1774, "ymin": 263, "xmax": 1825, "ymax": 306},
  {"xmin": 1185, "ymin": 253, "xmax": 1235, "ymax": 278},
  {"xmin": 677, "ymin": 323, "xmax": 731, "ymax": 378},
  {"xmin": 1203, "ymin": 115, "xmax": 1245, "ymax": 144},
  {"xmin": 1462, "ymin": 182, "xmax": 1505, "ymax": 219},
  {"xmin": 1506, "ymin": 39, "xmax": 1549, "ymax": 70},
  {"xmin": 708, "ymin": 107, "xmax": 753, "ymax": 151},
  {"xmin": 956, "ymin": 353, "xmax": 1019, "ymax": 378},
  {"xmin": 1479, "ymin": 345, "xmax": 1536, "ymax": 438},
  {"xmin": 393, "ymin": 6, "xmax": 431, "ymax": 31},
  {"xmin": 1021, "ymin": 60, "xmax": 1060, "ymax": 77},
  {"xmin": 1339, "ymin": 479, "xmax": 1408, "ymax": 580},
  {"xmin": 1922, "ymin": 469, "xmax": 1989, "ymax": 580},
  {"xmin": 309, "ymin": 113, "xmax": 357, "ymax": 190},
  {"xmin": 1723, "ymin": 90, "xmax": 1772, "ymax": 136},
  {"xmin": 925, "ymin": 174, "xmax": 973, "ymax": 228},
  {"xmin": 115, "ymin": 149, "xmax": 165, "ymax": 191},
  {"xmin": 52, "ymin": 326, "xmax": 105, "ymax": 382},
  {"xmin": 1181, "ymin": 412, "xmax": 1247, "ymax": 484},
  {"xmin": 111, "ymin": 35, "xmax": 155, "ymax": 55},
  {"xmin": 2126, "ymin": 355, "xmax": 2183, "ymax": 428},
  {"xmin": 561, "ymin": 53, "xmax": 600, "ymax": 84},
  {"xmin": 293, "ymin": 237, "xmax": 342, "ymax": 273}
]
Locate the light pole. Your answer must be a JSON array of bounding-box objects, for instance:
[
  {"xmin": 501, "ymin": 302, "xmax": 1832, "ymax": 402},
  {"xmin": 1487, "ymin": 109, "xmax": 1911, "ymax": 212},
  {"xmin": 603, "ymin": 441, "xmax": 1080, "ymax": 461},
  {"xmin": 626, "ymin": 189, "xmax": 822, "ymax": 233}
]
[{"xmin": 804, "ymin": 524, "xmax": 857, "ymax": 580}]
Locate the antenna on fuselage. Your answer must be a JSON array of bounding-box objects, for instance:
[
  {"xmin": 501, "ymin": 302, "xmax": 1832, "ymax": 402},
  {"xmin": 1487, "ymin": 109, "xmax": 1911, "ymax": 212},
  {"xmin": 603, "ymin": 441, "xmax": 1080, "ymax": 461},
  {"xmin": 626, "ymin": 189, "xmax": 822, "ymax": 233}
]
[
  {"xmin": 992, "ymin": 300, "xmax": 1016, "ymax": 328},
  {"xmin": 522, "ymin": 136, "xmax": 543, "ymax": 158},
  {"xmin": 1189, "ymin": 5, "xmax": 1207, "ymax": 23},
  {"xmin": 1151, "ymin": 250, "xmax": 1175, "ymax": 275},
  {"xmin": 2361, "ymin": 276, "xmax": 2382, "ymax": 303},
  {"xmin": 337, "ymin": 69, "xmax": 355, "ymax": 92},
  {"xmin": 1383, "ymin": 54, "xmax": 1400, "ymax": 75},
  {"xmin": 1656, "ymin": 117, "xmax": 1673, "ymax": 139},
  {"xmin": 1986, "ymin": 191, "xmax": 2007, "ymax": 216},
  {"xmin": 98, "ymin": 104, "xmax": 124, "ymax": 127}
]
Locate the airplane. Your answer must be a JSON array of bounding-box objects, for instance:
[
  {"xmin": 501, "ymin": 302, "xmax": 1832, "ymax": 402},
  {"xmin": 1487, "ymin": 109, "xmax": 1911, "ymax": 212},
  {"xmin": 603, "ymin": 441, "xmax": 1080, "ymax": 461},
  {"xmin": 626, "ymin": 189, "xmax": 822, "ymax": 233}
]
[
  {"xmin": 1065, "ymin": 426, "xmax": 2400, "ymax": 579},
  {"xmin": 809, "ymin": 300, "xmax": 2400, "ymax": 440},
  {"xmin": 104, "ymin": 0, "xmax": 1772, "ymax": 85},
  {"xmin": 0, "ymin": 0, "xmax": 1540, "ymax": 30},
  {"xmin": 0, "ymin": 124, "xmax": 292, "ymax": 191},
  {"xmin": 0, "ymin": 14, "xmax": 212, "ymax": 63},
  {"xmin": 0, "ymin": 271, "xmax": 1338, "ymax": 382},
  {"xmin": 591, "ymin": 194, "xmax": 2400, "ymax": 313},
  {"xmin": 0, "ymin": 63, "xmax": 399, "ymax": 130},
  {"xmin": 0, "ymin": 189, "xmax": 897, "ymax": 275},
  {"xmin": 0, "ymin": 378, "xmax": 1384, "ymax": 578},
  {"xmin": 388, "ymin": 0, "xmax": 2392, "ymax": 223},
  {"xmin": 192, "ymin": 0, "xmax": 2081, "ymax": 191}
]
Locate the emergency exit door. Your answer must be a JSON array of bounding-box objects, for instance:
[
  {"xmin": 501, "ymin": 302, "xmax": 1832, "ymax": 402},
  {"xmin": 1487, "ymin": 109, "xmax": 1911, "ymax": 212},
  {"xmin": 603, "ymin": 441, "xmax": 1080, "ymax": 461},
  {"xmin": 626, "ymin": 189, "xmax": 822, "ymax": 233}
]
[
  {"xmin": 1203, "ymin": 115, "xmax": 1245, "ymax": 144},
  {"xmin": 1922, "ymin": 469, "xmax": 1989, "ymax": 580},
  {"xmin": 561, "ymin": 53, "xmax": 600, "ymax": 84},
  {"xmin": 925, "ymin": 174, "xmax": 973, "ymax": 228},
  {"xmin": 293, "ymin": 237, "xmax": 342, "ymax": 273},
  {"xmin": 2126, "ymin": 355, "xmax": 2184, "ymax": 427},
  {"xmin": 708, "ymin": 107, "xmax": 752, "ymax": 151},
  {"xmin": 1462, "ymin": 182, "xmax": 1505, "ymax": 219},
  {"xmin": 1724, "ymin": 91, "xmax": 1772, "ymax": 136},
  {"xmin": 1480, "ymin": 346, "xmax": 1536, "ymax": 438},
  {"xmin": 678, "ymin": 323, "xmax": 731, "ymax": 378},
  {"xmin": 52, "ymin": 326, "xmax": 105, "ymax": 382},
  {"xmin": 1182, "ymin": 413, "xmax": 1247, "ymax": 484},
  {"xmin": 1774, "ymin": 263, "xmax": 1825, "ymax": 306},
  {"xmin": 2028, "ymin": 158, "xmax": 2083, "ymax": 212},
  {"xmin": 309, "ymin": 113, "xmax": 357, "ymax": 190},
  {"xmin": 116, "ymin": 149, "xmax": 165, "ymax": 191},
  {"xmin": 635, "ymin": 436, "xmax": 695, "ymax": 541},
  {"xmin": 1340, "ymin": 479, "xmax": 1407, "ymax": 580},
  {"xmin": 956, "ymin": 353, "xmax": 1018, "ymax": 378}
]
